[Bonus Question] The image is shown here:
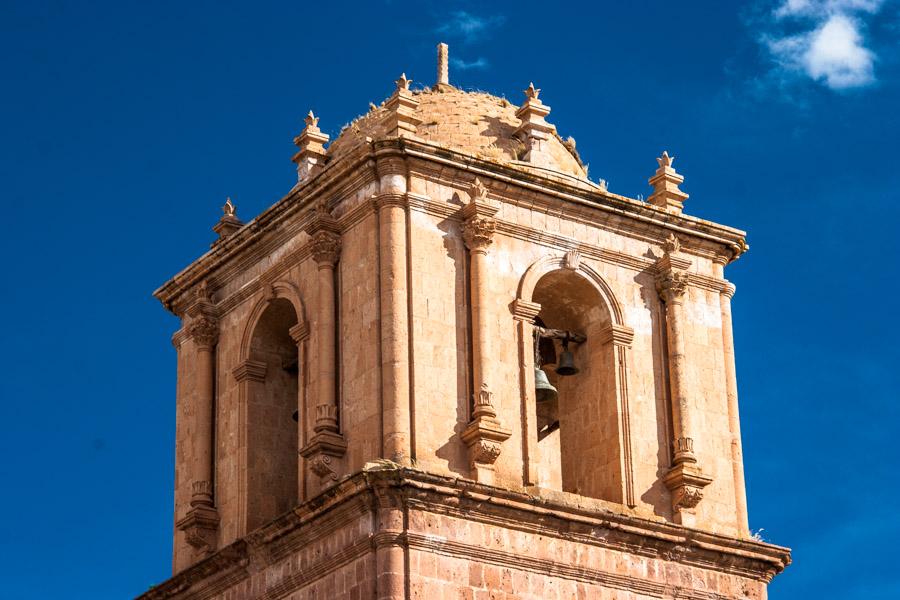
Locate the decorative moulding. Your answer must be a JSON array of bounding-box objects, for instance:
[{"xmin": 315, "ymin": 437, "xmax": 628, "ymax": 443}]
[
  {"xmin": 138, "ymin": 469, "xmax": 789, "ymax": 600},
  {"xmin": 288, "ymin": 322, "xmax": 310, "ymax": 343},
  {"xmin": 511, "ymin": 299, "xmax": 541, "ymax": 322},
  {"xmin": 154, "ymin": 138, "xmax": 747, "ymax": 317},
  {"xmin": 232, "ymin": 359, "xmax": 267, "ymax": 383},
  {"xmin": 597, "ymin": 323, "xmax": 635, "ymax": 348}
]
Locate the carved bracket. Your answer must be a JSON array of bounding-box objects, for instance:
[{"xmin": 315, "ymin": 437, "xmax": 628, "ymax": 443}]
[
  {"xmin": 176, "ymin": 504, "xmax": 220, "ymax": 555},
  {"xmin": 232, "ymin": 359, "xmax": 267, "ymax": 383},
  {"xmin": 511, "ymin": 298, "xmax": 541, "ymax": 323},
  {"xmin": 300, "ymin": 430, "xmax": 347, "ymax": 484},
  {"xmin": 461, "ymin": 386, "xmax": 511, "ymax": 483},
  {"xmin": 663, "ymin": 461, "xmax": 713, "ymax": 512}
]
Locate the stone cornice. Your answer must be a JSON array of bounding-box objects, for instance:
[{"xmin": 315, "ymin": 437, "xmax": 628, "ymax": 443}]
[
  {"xmin": 406, "ymin": 192, "xmax": 734, "ymax": 295},
  {"xmin": 397, "ymin": 139, "xmax": 747, "ymax": 256},
  {"xmin": 154, "ymin": 137, "xmax": 746, "ymax": 316},
  {"xmin": 139, "ymin": 542, "xmax": 249, "ymax": 600},
  {"xmin": 138, "ymin": 468, "xmax": 790, "ymax": 598},
  {"xmin": 153, "ymin": 144, "xmax": 377, "ymax": 316}
]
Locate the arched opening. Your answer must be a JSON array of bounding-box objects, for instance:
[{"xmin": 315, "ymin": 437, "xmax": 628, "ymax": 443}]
[
  {"xmin": 532, "ymin": 269, "xmax": 624, "ymax": 503},
  {"xmin": 246, "ymin": 298, "xmax": 299, "ymax": 529}
]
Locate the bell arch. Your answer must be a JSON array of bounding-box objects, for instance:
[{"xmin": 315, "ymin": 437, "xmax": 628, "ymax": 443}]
[
  {"xmin": 232, "ymin": 281, "xmax": 309, "ymax": 534},
  {"xmin": 239, "ymin": 280, "xmax": 308, "ymax": 360},
  {"xmin": 514, "ymin": 252, "xmax": 635, "ymax": 506}
]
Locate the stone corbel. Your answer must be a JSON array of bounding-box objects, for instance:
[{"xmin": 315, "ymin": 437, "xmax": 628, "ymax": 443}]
[
  {"xmin": 232, "ymin": 359, "xmax": 267, "ymax": 383},
  {"xmin": 597, "ymin": 323, "xmax": 634, "ymax": 347},
  {"xmin": 460, "ymin": 384, "xmax": 511, "ymax": 485},
  {"xmin": 184, "ymin": 280, "xmax": 219, "ymax": 323},
  {"xmin": 511, "ymin": 299, "xmax": 541, "ymax": 323},
  {"xmin": 663, "ymin": 461, "xmax": 713, "ymax": 511},
  {"xmin": 300, "ymin": 431, "xmax": 347, "ymax": 483},
  {"xmin": 176, "ymin": 480, "xmax": 220, "ymax": 556}
]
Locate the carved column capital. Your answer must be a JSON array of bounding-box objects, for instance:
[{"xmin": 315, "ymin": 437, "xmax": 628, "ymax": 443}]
[
  {"xmin": 472, "ymin": 383, "xmax": 497, "ymax": 419},
  {"xmin": 310, "ymin": 230, "xmax": 341, "ymax": 266},
  {"xmin": 655, "ymin": 269, "xmax": 689, "ymax": 304},
  {"xmin": 314, "ymin": 403, "xmax": 339, "ymax": 433},
  {"xmin": 190, "ymin": 479, "xmax": 214, "ymax": 507},
  {"xmin": 188, "ymin": 315, "xmax": 219, "ymax": 350},
  {"xmin": 461, "ymin": 216, "xmax": 497, "ymax": 252}
]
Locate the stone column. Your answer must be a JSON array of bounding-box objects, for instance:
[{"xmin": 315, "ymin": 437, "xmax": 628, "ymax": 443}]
[
  {"xmin": 459, "ymin": 178, "xmax": 510, "ymax": 484},
  {"xmin": 375, "ymin": 154, "xmax": 412, "ymax": 466},
  {"xmin": 289, "ymin": 321, "xmax": 310, "ymax": 500},
  {"xmin": 655, "ymin": 235, "xmax": 711, "ymax": 521},
  {"xmin": 716, "ymin": 258, "xmax": 750, "ymax": 535},
  {"xmin": 373, "ymin": 484, "xmax": 406, "ymax": 600},
  {"xmin": 176, "ymin": 311, "xmax": 220, "ymax": 557},
  {"xmin": 300, "ymin": 203, "xmax": 347, "ymax": 484},
  {"xmin": 512, "ymin": 299, "xmax": 542, "ymax": 486}
]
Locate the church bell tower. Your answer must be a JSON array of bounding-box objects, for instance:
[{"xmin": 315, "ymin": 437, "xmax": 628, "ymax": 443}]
[{"xmin": 143, "ymin": 44, "xmax": 790, "ymax": 599}]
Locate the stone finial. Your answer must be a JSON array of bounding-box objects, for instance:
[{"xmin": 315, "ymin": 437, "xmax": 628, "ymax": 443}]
[
  {"xmin": 213, "ymin": 196, "xmax": 243, "ymax": 240},
  {"xmin": 662, "ymin": 233, "xmax": 681, "ymax": 255},
  {"xmin": 435, "ymin": 43, "xmax": 452, "ymax": 91},
  {"xmin": 470, "ymin": 177, "xmax": 488, "ymax": 202},
  {"xmin": 292, "ymin": 111, "xmax": 329, "ymax": 183},
  {"xmin": 385, "ymin": 73, "xmax": 421, "ymax": 138},
  {"xmin": 647, "ymin": 150, "xmax": 689, "ymax": 214},
  {"xmin": 514, "ymin": 82, "xmax": 554, "ymax": 168},
  {"xmin": 222, "ymin": 197, "xmax": 236, "ymax": 218},
  {"xmin": 658, "ymin": 150, "xmax": 674, "ymax": 168}
]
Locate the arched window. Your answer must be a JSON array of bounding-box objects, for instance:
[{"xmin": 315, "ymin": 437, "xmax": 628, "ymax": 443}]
[
  {"xmin": 246, "ymin": 298, "xmax": 299, "ymax": 529},
  {"xmin": 532, "ymin": 269, "xmax": 625, "ymax": 503}
]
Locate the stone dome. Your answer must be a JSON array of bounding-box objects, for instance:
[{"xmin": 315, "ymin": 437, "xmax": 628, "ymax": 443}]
[{"xmin": 327, "ymin": 86, "xmax": 588, "ymax": 180}]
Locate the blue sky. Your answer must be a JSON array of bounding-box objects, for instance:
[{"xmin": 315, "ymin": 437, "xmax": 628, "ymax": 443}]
[{"xmin": 1, "ymin": 1, "xmax": 898, "ymax": 597}]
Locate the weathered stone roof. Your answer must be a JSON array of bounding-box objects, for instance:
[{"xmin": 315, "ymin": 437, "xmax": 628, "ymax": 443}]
[{"xmin": 327, "ymin": 86, "xmax": 588, "ymax": 179}]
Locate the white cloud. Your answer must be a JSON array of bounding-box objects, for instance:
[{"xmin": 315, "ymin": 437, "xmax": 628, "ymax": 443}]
[
  {"xmin": 806, "ymin": 15, "xmax": 875, "ymax": 87},
  {"xmin": 774, "ymin": 0, "xmax": 883, "ymax": 18},
  {"xmin": 436, "ymin": 10, "xmax": 506, "ymax": 43},
  {"xmin": 762, "ymin": 0, "xmax": 882, "ymax": 90},
  {"xmin": 768, "ymin": 14, "xmax": 875, "ymax": 88},
  {"xmin": 451, "ymin": 57, "xmax": 489, "ymax": 71}
]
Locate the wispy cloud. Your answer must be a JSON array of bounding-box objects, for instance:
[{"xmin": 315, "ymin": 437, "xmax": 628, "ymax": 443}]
[
  {"xmin": 451, "ymin": 56, "xmax": 489, "ymax": 71},
  {"xmin": 759, "ymin": 0, "xmax": 884, "ymax": 90},
  {"xmin": 436, "ymin": 10, "xmax": 506, "ymax": 43}
]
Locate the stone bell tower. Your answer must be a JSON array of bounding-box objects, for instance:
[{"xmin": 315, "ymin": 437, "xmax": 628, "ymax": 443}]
[{"xmin": 143, "ymin": 44, "xmax": 790, "ymax": 599}]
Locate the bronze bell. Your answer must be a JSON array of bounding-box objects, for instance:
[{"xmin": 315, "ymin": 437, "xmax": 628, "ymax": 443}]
[
  {"xmin": 556, "ymin": 340, "xmax": 579, "ymax": 376},
  {"xmin": 534, "ymin": 367, "xmax": 558, "ymax": 403}
]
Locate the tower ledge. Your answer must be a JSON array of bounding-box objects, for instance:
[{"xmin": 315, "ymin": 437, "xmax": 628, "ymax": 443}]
[{"xmin": 139, "ymin": 468, "xmax": 790, "ymax": 600}]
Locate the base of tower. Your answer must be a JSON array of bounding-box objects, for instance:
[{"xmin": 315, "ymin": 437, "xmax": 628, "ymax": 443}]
[{"xmin": 139, "ymin": 466, "xmax": 789, "ymax": 599}]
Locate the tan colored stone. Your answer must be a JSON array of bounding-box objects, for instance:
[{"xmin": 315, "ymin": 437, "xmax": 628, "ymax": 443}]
[{"xmin": 147, "ymin": 44, "xmax": 785, "ymax": 599}]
